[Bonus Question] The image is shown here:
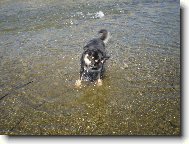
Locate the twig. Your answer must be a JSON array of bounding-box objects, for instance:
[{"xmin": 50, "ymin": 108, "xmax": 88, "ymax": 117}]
[
  {"xmin": 0, "ymin": 81, "xmax": 33, "ymax": 101},
  {"xmin": 10, "ymin": 117, "xmax": 25, "ymax": 132}
]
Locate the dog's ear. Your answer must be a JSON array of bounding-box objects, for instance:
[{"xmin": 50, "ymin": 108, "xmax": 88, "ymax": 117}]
[
  {"xmin": 83, "ymin": 46, "xmax": 88, "ymax": 51},
  {"xmin": 101, "ymin": 56, "xmax": 110, "ymax": 63},
  {"xmin": 104, "ymin": 56, "xmax": 110, "ymax": 60}
]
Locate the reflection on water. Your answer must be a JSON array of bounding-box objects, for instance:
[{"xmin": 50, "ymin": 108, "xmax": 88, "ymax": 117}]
[{"xmin": 0, "ymin": 0, "xmax": 180, "ymax": 135}]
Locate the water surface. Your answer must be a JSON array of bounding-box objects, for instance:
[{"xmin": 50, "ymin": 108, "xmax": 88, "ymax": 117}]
[{"xmin": 0, "ymin": 0, "xmax": 180, "ymax": 135}]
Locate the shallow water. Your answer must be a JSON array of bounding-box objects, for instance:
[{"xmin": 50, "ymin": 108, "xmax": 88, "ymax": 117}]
[{"xmin": 0, "ymin": 0, "xmax": 180, "ymax": 135}]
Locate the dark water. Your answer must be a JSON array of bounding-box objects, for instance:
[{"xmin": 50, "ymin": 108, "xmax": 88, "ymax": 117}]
[{"xmin": 0, "ymin": 0, "xmax": 180, "ymax": 135}]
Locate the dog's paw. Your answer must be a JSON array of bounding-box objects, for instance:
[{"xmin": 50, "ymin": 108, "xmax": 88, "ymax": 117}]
[
  {"xmin": 97, "ymin": 79, "xmax": 102, "ymax": 86},
  {"xmin": 75, "ymin": 80, "xmax": 82, "ymax": 88}
]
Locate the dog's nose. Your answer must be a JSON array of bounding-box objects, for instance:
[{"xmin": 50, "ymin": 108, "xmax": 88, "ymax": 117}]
[
  {"xmin": 91, "ymin": 62, "xmax": 95, "ymax": 66},
  {"xmin": 90, "ymin": 65, "xmax": 95, "ymax": 68},
  {"xmin": 90, "ymin": 63, "xmax": 97, "ymax": 68}
]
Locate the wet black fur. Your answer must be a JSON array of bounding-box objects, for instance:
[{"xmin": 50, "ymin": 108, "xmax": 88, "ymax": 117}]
[{"xmin": 79, "ymin": 29, "xmax": 110, "ymax": 82}]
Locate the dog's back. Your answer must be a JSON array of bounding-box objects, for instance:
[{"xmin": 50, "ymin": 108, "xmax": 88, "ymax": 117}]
[{"xmin": 83, "ymin": 29, "xmax": 110, "ymax": 55}]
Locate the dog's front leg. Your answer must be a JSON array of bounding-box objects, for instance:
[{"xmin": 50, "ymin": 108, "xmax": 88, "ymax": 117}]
[
  {"xmin": 96, "ymin": 72, "xmax": 102, "ymax": 86},
  {"xmin": 75, "ymin": 67, "xmax": 84, "ymax": 87},
  {"xmin": 75, "ymin": 79, "xmax": 81, "ymax": 87},
  {"xmin": 97, "ymin": 79, "xmax": 102, "ymax": 86}
]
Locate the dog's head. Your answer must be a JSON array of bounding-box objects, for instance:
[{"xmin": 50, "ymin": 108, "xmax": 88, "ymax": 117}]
[{"xmin": 83, "ymin": 50, "xmax": 109, "ymax": 69}]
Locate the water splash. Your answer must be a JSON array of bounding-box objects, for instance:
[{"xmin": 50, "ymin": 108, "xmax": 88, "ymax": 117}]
[{"xmin": 95, "ymin": 11, "xmax": 105, "ymax": 18}]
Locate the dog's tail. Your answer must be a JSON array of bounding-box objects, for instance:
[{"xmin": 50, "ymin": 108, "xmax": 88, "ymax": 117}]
[{"xmin": 99, "ymin": 29, "xmax": 110, "ymax": 44}]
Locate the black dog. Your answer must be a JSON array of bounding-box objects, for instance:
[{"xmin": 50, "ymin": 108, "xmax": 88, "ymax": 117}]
[{"xmin": 75, "ymin": 29, "xmax": 110, "ymax": 87}]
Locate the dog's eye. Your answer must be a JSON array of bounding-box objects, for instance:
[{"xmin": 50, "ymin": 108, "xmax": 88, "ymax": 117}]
[{"xmin": 88, "ymin": 56, "xmax": 93, "ymax": 60}]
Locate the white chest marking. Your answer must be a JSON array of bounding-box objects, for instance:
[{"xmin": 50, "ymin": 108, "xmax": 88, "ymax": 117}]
[{"xmin": 84, "ymin": 54, "xmax": 91, "ymax": 66}]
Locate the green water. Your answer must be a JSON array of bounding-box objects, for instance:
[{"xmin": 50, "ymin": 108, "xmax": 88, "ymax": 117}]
[{"xmin": 0, "ymin": 0, "xmax": 180, "ymax": 135}]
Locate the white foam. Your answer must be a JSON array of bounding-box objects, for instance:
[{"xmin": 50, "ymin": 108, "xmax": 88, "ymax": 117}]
[{"xmin": 95, "ymin": 11, "xmax": 104, "ymax": 18}]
